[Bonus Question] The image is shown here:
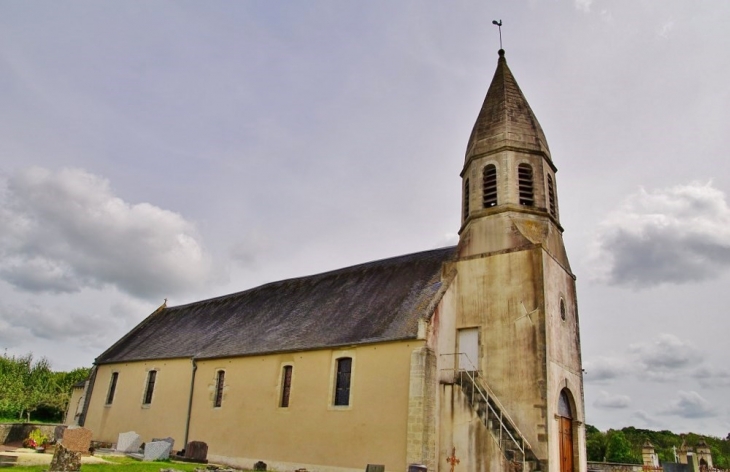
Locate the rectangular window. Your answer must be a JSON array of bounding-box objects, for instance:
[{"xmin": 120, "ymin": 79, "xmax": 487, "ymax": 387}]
[
  {"xmin": 214, "ymin": 370, "xmax": 225, "ymax": 408},
  {"xmin": 143, "ymin": 370, "xmax": 157, "ymax": 405},
  {"xmin": 106, "ymin": 372, "xmax": 119, "ymax": 405},
  {"xmin": 280, "ymin": 365, "xmax": 293, "ymax": 408},
  {"xmin": 334, "ymin": 357, "xmax": 352, "ymax": 406}
]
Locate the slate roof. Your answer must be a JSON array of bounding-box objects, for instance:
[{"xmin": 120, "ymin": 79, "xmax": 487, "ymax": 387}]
[
  {"xmin": 96, "ymin": 246, "xmax": 457, "ymax": 364},
  {"xmin": 465, "ymin": 49, "xmax": 552, "ymax": 166}
]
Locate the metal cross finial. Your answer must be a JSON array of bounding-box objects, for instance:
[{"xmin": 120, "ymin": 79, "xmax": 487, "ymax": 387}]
[{"xmin": 492, "ymin": 19, "xmax": 503, "ymax": 50}]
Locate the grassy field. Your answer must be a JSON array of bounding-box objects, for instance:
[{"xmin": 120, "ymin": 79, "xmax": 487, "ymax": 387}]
[{"xmin": 1, "ymin": 455, "xmax": 225, "ymax": 472}]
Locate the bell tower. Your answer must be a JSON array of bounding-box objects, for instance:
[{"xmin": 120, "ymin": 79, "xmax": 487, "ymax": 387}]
[{"xmin": 451, "ymin": 49, "xmax": 586, "ymax": 472}]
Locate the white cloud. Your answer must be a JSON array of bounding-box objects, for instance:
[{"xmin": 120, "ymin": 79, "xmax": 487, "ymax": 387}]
[
  {"xmin": 630, "ymin": 333, "xmax": 701, "ymax": 371},
  {"xmin": 594, "ymin": 390, "xmax": 631, "ymax": 409},
  {"xmin": 589, "ymin": 182, "xmax": 730, "ymax": 288},
  {"xmin": 659, "ymin": 391, "xmax": 716, "ymax": 418},
  {"xmin": 574, "ymin": 0, "xmax": 593, "ymax": 13},
  {"xmin": 0, "ymin": 167, "xmax": 213, "ymax": 299}
]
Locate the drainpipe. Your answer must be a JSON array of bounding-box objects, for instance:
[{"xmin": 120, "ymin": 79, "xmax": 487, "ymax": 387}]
[{"xmin": 183, "ymin": 358, "xmax": 197, "ymax": 448}]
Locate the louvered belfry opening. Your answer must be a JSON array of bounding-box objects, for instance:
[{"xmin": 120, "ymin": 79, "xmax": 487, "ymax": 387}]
[
  {"xmin": 463, "ymin": 178, "xmax": 470, "ymax": 220},
  {"xmin": 517, "ymin": 164, "xmax": 534, "ymax": 206},
  {"xmin": 482, "ymin": 164, "xmax": 497, "ymax": 208},
  {"xmin": 547, "ymin": 174, "xmax": 556, "ymax": 216}
]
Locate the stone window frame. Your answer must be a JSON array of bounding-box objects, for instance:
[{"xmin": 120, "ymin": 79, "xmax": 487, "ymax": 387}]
[{"xmin": 105, "ymin": 371, "xmax": 119, "ymax": 406}]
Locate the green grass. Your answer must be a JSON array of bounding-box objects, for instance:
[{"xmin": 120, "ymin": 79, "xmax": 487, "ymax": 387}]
[{"xmin": 2, "ymin": 455, "xmax": 227, "ymax": 472}]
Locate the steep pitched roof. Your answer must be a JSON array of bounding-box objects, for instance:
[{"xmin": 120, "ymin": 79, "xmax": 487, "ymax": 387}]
[
  {"xmin": 465, "ymin": 49, "xmax": 551, "ymax": 166},
  {"xmin": 96, "ymin": 246, "xmax": 456, "ymax": 364}
]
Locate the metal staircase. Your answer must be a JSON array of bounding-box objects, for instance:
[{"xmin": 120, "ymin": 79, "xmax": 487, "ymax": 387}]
[{"xmin": 441, "ymin": 354, "xmax": 540, "ymax": 472}]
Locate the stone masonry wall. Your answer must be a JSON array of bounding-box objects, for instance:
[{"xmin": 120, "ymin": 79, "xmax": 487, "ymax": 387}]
[
  {"xmin": 407, "ymin": 347, "xmax": 437, "ymax": 472},
  {"xmin": 0, "ymin": 423, "xmax": 60, "ymax": 444}
]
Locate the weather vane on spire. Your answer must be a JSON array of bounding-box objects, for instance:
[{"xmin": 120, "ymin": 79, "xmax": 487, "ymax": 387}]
[{"xmin": 492, "ymin": 19, "xmax": 503, "ymax": 50}]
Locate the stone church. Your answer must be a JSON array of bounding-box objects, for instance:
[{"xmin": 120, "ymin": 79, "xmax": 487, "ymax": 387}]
[{"xmin": 80, "ymin": 49, "xmax": 586, "ymax": 472}]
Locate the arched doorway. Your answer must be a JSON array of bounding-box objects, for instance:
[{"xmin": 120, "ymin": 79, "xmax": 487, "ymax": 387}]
[{"xmin": 558, "ymin": 389, "xmax": 574, "ymax": 472}]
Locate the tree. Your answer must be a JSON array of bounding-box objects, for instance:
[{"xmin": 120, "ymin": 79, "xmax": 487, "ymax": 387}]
[{"xmin": 605, "ymin": 430, "xmax": 639, "ymax": 464}]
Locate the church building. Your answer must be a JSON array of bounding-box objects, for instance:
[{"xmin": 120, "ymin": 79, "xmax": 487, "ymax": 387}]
[{"xmin": 80, "ymin": 49, "xmax": 586, "ymax": 472}]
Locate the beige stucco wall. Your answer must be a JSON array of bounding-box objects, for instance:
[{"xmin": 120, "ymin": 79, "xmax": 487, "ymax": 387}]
[
  {"xmin": 86, "ymin": 340, "xmax": 422, "ymax": 472},
  {"xmin": 64, "ymin": 386, "xmax": 86, "ymax": 425},
  {"xmin": 191, "ymin": 341, "xmax": 420, "ymax": 471},
  {"xmin": 83, "ymin": 359, "xmax": 192, "ymax": 444}
]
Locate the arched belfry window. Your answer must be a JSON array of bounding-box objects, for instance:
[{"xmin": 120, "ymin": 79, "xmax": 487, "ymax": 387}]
[
  {"xmin": 463, "ymin": 178, "xmax": 470, "ymax": 220},
  {"xmin": 518, "ymin": 164, "xmax": 534, "ymax": 206},
  {"xmin": 547, "ymin": 174, "xmax": 556, "ymax": 216},
  {"xmin": 483, "ymin": 164, "xmax": 497, "ymax": 208}
]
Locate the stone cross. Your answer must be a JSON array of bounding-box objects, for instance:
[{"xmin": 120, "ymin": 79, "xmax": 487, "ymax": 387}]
[{"xmin": 447, "ymin": 447, "xmax": 460, "ymax": 472}]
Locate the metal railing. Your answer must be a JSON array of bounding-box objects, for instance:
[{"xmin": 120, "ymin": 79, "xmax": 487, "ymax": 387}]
[{"xmin": 440, "ymin": 353, "xmax": 534, "ymax": 472}]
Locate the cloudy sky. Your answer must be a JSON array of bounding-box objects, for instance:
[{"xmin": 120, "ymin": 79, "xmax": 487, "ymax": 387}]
[{"xmin": 1, "ymin": 1, "xmax": 729, "ymax": 437}]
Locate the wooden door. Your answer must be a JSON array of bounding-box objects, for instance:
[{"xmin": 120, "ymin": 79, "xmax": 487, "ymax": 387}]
[{"xmin": 559, "ymin": 417, "xmax": 573, "ymax": 472}]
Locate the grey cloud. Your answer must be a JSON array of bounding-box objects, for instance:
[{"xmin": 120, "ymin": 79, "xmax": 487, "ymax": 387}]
[
  {"xmin": 594, "ymin": 391, "xmax": 631, "ymax": 409},
  {"xmin": 583, "ymin": 356, "xmax": 629, "ymax": 383},
  {"xmin": 590, "ymin": 183, "xmax": 730, "ymax": 288},
  {"xmin": 692, "ymin": 366, "xmax": 730, "ymax": 388},
  {"xmin": 659, "ymin": 391, "xmax": 716, "ymax": 418},
  {"xmin": 632, "ymin": 410, "xmax": 664, "ymax": 428},
  {"xmin": 0, "ymin": 167, "xmax": 213, "ymax": 299},
  {"xmin": 0, "ymin": 302, "xmax": 115, "ymax": 350}
]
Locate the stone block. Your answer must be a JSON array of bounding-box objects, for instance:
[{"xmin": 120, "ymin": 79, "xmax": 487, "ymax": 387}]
[
  {"xmin": 116, "ymin": 431, "xmax": 142, "ymax": 453},
  {"xmin": 49, "ymin": 444, "xmax": 81, "ymax": 471},
  {"xmin": 184, "ymin": 441, "xmax": 208, "ymax": 461},
  {"xmin": 366, "ymin": 465, "xmax": 385, "ymax": 472},
  {"xmin": 143, "ymin": 440, "xmax": 172, "ymax": 461},
  {"xmin": 61, "ymin": 427, "xmax": 92, "ymax": 454}
]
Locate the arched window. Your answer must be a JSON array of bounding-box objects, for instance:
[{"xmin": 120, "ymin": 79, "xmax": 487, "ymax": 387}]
[
  {"xmin": 143, "ymin": 370, "xmax": 157, "ymax": 405},
  {"xmin": 483, "ymin": 164, "xmax": 498, "ymax": 208},
  {"xmin": 463, "ymin": 178, "xmax": 470, "ymax": 220},
  {"xmin": 518, "ymin": 164, "xmax": 534, "ymax": 206},
  {"xmin": 547, "ymin": 174, "xmax": 556, "ymax": 216}
]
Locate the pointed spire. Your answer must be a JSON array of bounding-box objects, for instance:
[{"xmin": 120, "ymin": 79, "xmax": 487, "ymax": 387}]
[{"xmin": 465, "ymin": 50, "xmax": 551, "ymax": 167}]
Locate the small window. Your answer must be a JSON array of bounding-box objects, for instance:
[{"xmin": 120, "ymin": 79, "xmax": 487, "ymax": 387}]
[
  {"xmin": 214, "ymin": 370, "xmax": 225, "ymax": 408},
  {"xmin": 463, "ymin": 178, "xmax": 470, "ymax": 220},
  {"xmin": 482, "ymin": 164, "xmax": 498, "ymax": 208},
  {"xmin": 518, "ymin": 164, "xmax": 534, "ymax": 206},
  {"xmin": 106, "ymin": 372, "xmax": 118, "ymax": 405},
  {"xmin": 558, "ymin": 389, "xmax": 572, "ymax": 418},
  {"xmin": 143, "ymin": 370, "xmax": 157, "ymax": 405},
  {"xmin": 334, "ymin": 357, "xmax": 352, "ymax": 406},
  {"xmin": 547, "ymin": 174, "xmax": 556, "ymax": 216},
  {"xmin": 560, "ymin": 298, "xmax": 566, "ymax": 321},
  {"xmin": 280, "ymin": 365, "xmax": 293, "ymax": 408}
]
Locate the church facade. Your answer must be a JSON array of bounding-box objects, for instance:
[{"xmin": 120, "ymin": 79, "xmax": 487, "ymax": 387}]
[{"xmin": 81, "ymin": 49, "xmax": 586, "ymax": 472}]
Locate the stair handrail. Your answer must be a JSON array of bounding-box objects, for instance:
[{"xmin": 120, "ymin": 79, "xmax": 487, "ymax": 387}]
[{"xmin": 440, "ymin": 353, "xmax": 534, "ymax": 456}]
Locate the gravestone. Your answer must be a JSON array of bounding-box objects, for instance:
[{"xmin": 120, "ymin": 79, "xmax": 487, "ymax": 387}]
[
  {"xmin": 143, "ymin": 440, "xmax": 172, "ymax": 461},
  {"xmin": 116, "ymin": 431, "xmax": 142, "ymax": 453},
  {"xmin": 61, "ymin": 427, "xmax": 92, "ymax": 454},
  {"xmin": 54, "ymin": 425, "xmax": 68, "ymax": 442},
  {"xmin": 49, "ymin": 444, "xmax": 82, "ymax": 472},
  {"xmin": 184, "ymin": 441, "xmax": 208, "ymax": 462},
  {"xmin": 366, "ymin": 465, "xmax": 385, "ymax": 472},
  {"xmin": 254, "ymin": 461, "xmax": 267, "ymax": 471},
  {"xmin": 152, "ymin": 436, "xmax": 175, "ymax": 450}
]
